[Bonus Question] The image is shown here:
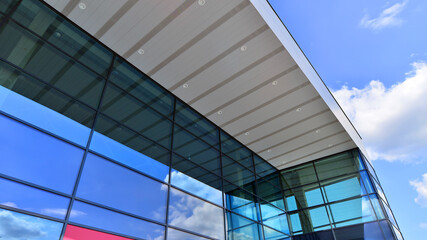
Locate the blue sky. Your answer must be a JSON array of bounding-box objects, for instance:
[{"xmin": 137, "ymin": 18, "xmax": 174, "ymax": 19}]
[{"xmin": 269, "ymin": 0, "xmax": 427, "ymax": 239}]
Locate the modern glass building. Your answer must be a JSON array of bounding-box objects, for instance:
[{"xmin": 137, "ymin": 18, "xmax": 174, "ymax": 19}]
[{"xmin": 0, "ymin": 0, "xmax": 403, "ymax": 239}]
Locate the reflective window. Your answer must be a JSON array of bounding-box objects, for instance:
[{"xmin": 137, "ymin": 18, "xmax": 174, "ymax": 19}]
[
  {"xmin": 257, "ymin": 178, "xmax": 284, "ymax": 210},
  {"xmin": 167, "ymin": 228, "xmax": 210, "ymax": 240},
  {"xmin": 321, "ymin": 173, "xmax": 367, "ymax": 203},
  {"xmin": 168, "ymin": 188, "xmax": 224, "ymax": 239},
  {"xmin": 0, "ymin": 0, "xmax": 17, "ymax": 14},
  {"xmin": 334, "ymin": 221, "xmax": 384, "ymax": 240},
  {"xmin": 361, "ymin": 171, "xmax": 375, "ymax": 194},
  {"xmin": 0, "ymin": 208, "xmax": 63, "ymax": 239},
  {"xmin": 226, "ymin": 211, "xmax": 262, "ymax": 240},
  {"xmin": 0, "ymin": 114, "xmax": 84, "ymax": 193},
  {"xmin": 292, "ymin": 231, "xmax": 334, "ymax": 240},
  {"xmin": 171, "ymin": 154, "xmax": 222, "ymax": 206},
  {"xmin": 175, "ymin": 100, "xmax": 219, "ymax": 148},
  {"xmin": 393, "ymin": 225, "xmax": 404, "ymax": 240},
  {"xmin": 0, "ymin": 178, "xmax": 70, "ymax": 219},
  {"xmin": 382, "ymin": 200, "xmax": 397, "ymax": 227},
  {"xmin": 70, "ymin": 201, "xmax": 164, "ymax": 240},
  {"xmin": 370, "ymin": 194, "xmax": 385, "ymax": 220},
  {"xmin": 221, "ymin": 131, "xmax": 253, "ymax": 168},
  {"xmin": 254, "ymin": 155, "xmax": 277, "ymax": 179},
  {"xmin": 290, "ymin": 206, "xmax": 331, "ymax": 234},
  {"xmin": 260, "ymin": 202, "xmax": 289, "ymax": 235},
  {"xmin": 315, "ymin": 151, "xmax": 362, "ymax": 180},
  {"xmin": 90, "ymin": 114, "xmax": 170, "ymax": 181},
  {"xmin": 285, "ymin": 183, "xmax": 324, "ymax": 211},
  {"xmin": 77, "ymin": 153, "xmax": 167, "ymax": 222},
  {"xmin": 64, "ymin": 225, "xmax": 132, "ymax": 240},
  {"xmin": 173, "ymin": 125, "xmax": 220, "ymax": 174},
  {"xmin": 328, "ymin": 196, "xmax": 376, "ymax": 228},
  {"xmin": 100, "ymin": 84, "xmax": 172, "ymax": 148},
  {"xmin": 222, "ymin": 155, "xmax": 255, "ymax": 194},
  {"xmin": 281, "ymin": 163, "xmax": 317, "ymax": 189},
  {"xmin": 263, "ymin": 226, "xmax": 290, "ymax": 240},
  {"xmin": 225, "ymin": 184, "xmax": 260, "ymax": 221},
  {"xmin": 379, "ymin": 220, "xmax": 395, "ymax": 239}
]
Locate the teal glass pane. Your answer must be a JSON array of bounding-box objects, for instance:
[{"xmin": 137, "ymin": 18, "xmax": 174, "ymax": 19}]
[
  {"xmin": 320, "ymin": 173, "xmax": 367, "ymax": 203},
  {"xmin": 175, "ymin": 100, "xmax": 219, "ymax": 148},
  {"xmin": 110, "ymin": 58, "xmax": 174, "ymax": 117},
  {"xmin": 173, "ymin": 125, "xmax": 220, "ymax": 174},
  {"xmin": 0, "ymin": 21, "xmax": 106, "ymax": 109},
  {"xmin": 290, "ymin": 206, "xmax": 331, "ymax": 235},
  {"xmin": 171, "ymin": 154, "xmax": 223, "ymax": 206},
  {"xmin": 225, "ymin": 211, "xmax": 262, "ymax": 240},
  {"xmin": 222, "ymin": 155, "xmax": 255, "ymax": 194},
  {"xmin": 0, "ymin": 60, "xmax": 94, "ymax": 145},
  {"xmin": 328, "ymin": 196, "xmax": 376, "ymax": 228},
  {"xmin": 354, "ymin": 150, "xmax": 366, "ymax": 170},
  {"xmin": 224, "ymin": 182, "xmax": 260, "ymax": 221},
  {"xmin": 256, "ymin": 178, "xmax": 284, "ymax": 210},
  {"xmin": 221, "ymin": 131, "xmax": 253, "ymax": 168},
  {"xmin": 263, "ymin": 226, "xmax": 290, "ymax": 240},
  {"xmin": 254, "ymin": 154, "xmax": 276, "ymax": 179},
  {"xmin": 167, "ymin": 228, "xmax": 209, "ymax": 240},
  {"xmin": 0, "ymin": 0, "xmax": 17, "ymax": 14},
  {"xmin": 260, "ymin": 202, "xmax": 289, "ymax": 234},
  {"xmin": 285, "ymin": 183, "xmax": 323, "ymax": 211},
  {"xmin": 260, "ymin": 172, "xmax": 282, "ymax": 190},
  {"xmin": 281, "ymin": 163, "xmax": 317, "ymax": 189},
  {"xmin": 12, "ymin": 0, "xmax": 113, "ymax": 77},
  {"xmin": 370, "ymin": 194, "xmax": 385, "ymax": 220},
  {"xmin": 0, "ymin": 208, "xmax": 63, "ymax": 240},
  {"xmin": 100, "ymin": 83, "xmax": 172, "ymax": 148},
  {"xmin": 314, "ymin": 151, "xmax": 362, "ymax": 180}
]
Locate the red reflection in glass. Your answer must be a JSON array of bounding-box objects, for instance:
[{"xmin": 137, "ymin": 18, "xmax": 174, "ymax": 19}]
[{"xmin": 64, "ymin": 225, "xmax": 132, "ymax": 240}]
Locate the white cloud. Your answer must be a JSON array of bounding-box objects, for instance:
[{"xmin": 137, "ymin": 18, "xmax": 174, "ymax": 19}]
[
  {"xmin": 41, "ymin": 208, "xmax": 86, "ymax": 217},
  {"xmin": 410, "ymin": 173, "xmax": 427, "ymax": 207},
  {"xmin": 420, "ymin": 222, "xmax": 427, "ymax": 229},
  {"xmin": 0, "ymin": 210, "xmax": 46, "ymax": 239},
  {"xmin": 360, "ymin": 1, "xmax": 407, "ymax": 30},
  {"xmin": 332, "ymin": 62, "xmax": 427, "ymax": 162},
  {"xmin": 1, "ymin": 202, "xmax": 17, "ymax": 208}
]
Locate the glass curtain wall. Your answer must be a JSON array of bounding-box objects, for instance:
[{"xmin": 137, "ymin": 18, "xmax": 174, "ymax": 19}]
[{"xmin": 0, "ymin": 1, "xmax": 402, "ymax": 240}]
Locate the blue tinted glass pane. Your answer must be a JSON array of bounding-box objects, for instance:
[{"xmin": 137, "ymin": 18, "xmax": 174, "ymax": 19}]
[
  {"xmin": 382, "ymin": 200, "xmax": 397, "ymax": 227},
  {"xmin": 370, "ymin": 194, "xmax": 385, "ymax": 220},
  {"xmin": 361, "ymin": 171, "xmax": 375, "ymax": 194},
  {"xmin": 281, "ymin": 163, "xmax": 317, "ymax": 189},
  {"xmin": 261, "ymin": 205, "xmax": 289, "ymax": 234},
  {"xmin": 393, "ymin": 225, "xmax": 403, "ymax": 240},
  {"xmin": 77, "ymin": 153, "xmax": 167, "ymax": 222},
  {"xmin": 329, "ymin": 197, "xmax": 376, "ymax": 227},
  {"xmin": 257, "ymin": 177, "xmax": 284, "ymax": 210},
  {"xmin": 221, "ymin": 131, "xmax": 253, "ymax": 168},
  {"xmin": 224, "ymin": 182, "xmax": 259, "ymax": 221},
  {"xmin": 373, "ymin": 180, "xmax": 388, "ymax": 204},
  {"xmin": 90, "ymin": 115, "xmax": 170, "ymax": 182},
  {"xmin": 321, "ymin": 174, "xmax": 367, "ymax": 203},
  {"xmin": 314, "ymin": 151, "xmax": 362, "ymax": 180},
  {"xmin": 254, "ymin": 155, "xmax": 276, "ymax": 179},
  {"xmin": 168, "ymin": 188, "xmax": 224, "ymax": 239},
  {"xmin": 167, "ymin": 228, "xmax": 209, "ymax": 240},
  {"xmin": 226, "ymin": 211, "xmax": 262, "ymax": 240},
  {"xmin": 0, "ymin": 114, "xmax": 84, "ymax": 193},
  {"xmin": 171, "ymin": 155, "xmax": 222, "ymax": 206},
  {"xmin": 0, "ymin": 178, "xmax": 70, "ymax": 219},
  {"xmin": 354, "ymin": 150, "xmax": 366, "ymax": 170},
  {"xmin": 285, "ymin": 183, "xmax": 323, "ymax": 211},
  {"xmin": 263, "ymin": 226, "xmax": 289, "ymax": 240},
  {"xmin": 70, "ymin": 201, "xmax": 164, "ymax": 239},
  {"xmin": 0, "ymin": 208, "xmax": 63, "ymax": 240},
  {"xmin": 290, "ymin": 206, "xmax": 331, "ymax": 234},
  {"xmin": 334, "ymin": 221, "xmax": 384, "ymax": 240},
  {"xmin": 222, "ymin": 155, "xmax": 255, "ymax": 194},
  {"xmin": 379, "ymin": 220, "xmax": 395, "ymax": 239}
]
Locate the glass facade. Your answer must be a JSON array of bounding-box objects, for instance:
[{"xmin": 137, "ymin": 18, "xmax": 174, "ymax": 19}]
[{"xmin": 0, "ymin": 1, "xmax": 402, "ymax": 239}]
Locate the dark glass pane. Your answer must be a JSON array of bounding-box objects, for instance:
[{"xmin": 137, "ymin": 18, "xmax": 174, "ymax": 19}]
[
  {"xmin": 173, "ymin": 125, "xmax": 220, "ymax": 174},
  {"xmin": 90, "ymin": 114, "xmax": 170, "ymax": 181},
  {"xmin": 260, "ymin": 202, "xmax": 289, "ymax": 235},
  {"xmin": 314, "ymin": 151, "xmax": 362, "ymax": 180},
  {"xmin": 285, "ymin": 183, "xmax": 323, "ymax": 211},
  {"xmin": 222, "ymin": 155, "xmax": 256, "ymax": 194},
  {"xmin": 70, "ymin": 201, "xmax": 164, "ymax": 239},
  {"xmin": 0, "ymin": 177, "xmax": 70, "ymax": 219},
  {"xmin": 320, "ymin": 173, "xmax": 367, "ymax": 203},
  {"xmin": 0, "ymin": 0, "xmax": 17, "ymax": 14},
  {"xmin": 168, "ymin": 188, "xmax": 224, "ymax": 239},
  {"xmin": 77, "ymin": 153, "xmax": 167, "ymax": 222},
  {"xmin": 254, "ymin": 154, "xmax": 277, "ymax": 178},
  {"xmin": 175, "ymin": 100, "xmax": 218, "ymax": 147},
  {"xmin": 256, "ymin": 177, "xmax": 285, "ymax": 210},
  {"xmin": 0, "ymin": 60, "xmax": 94, "ymax": 145},
  {"xmin": 334, "ymin": 221, "xmax": 384, "ymax": 240},
  {"xmin": 224, "ymin": 183, "xmax": 260, "ymax": 221},
  {"xmin": 289, "ymin": 206, "xmax": 331, "ymax": 235},
  {"xmin": 167, "ymin": 228, "xmax": 209, "ymax": 240},
  {"xmin": 370, "ymin": 195, "xmax": 385, "ymax": 220},
  {"xmin": 171, "ymin": 154, "xmax": 222, "ymax": 205},
  {"xmin": 65, "ymin": 225, "xmax": 133, "ymax": 240},
  {"xmin": 0, "ymin": 114, "xmax": 84, "ymax": 193},
  {"xmin": 260, "ymin": 172, "xmax": 281, "ymax": 190},
  {"xmin": 221, "ymin": 131, "xmax": 253, "ymax": 168},
  {"xmin": 263, "ymin": 226, "xmax": 290, "ymax": 240},
  {"xmin": 328, "ymin": 196, "xmax": 376, "ymax": 228},
  {"xmin": 379, "ymin": 220, "xmax": 395, "ymax": 240},
  {"xmin": 281, "ymin": 163, "xmax": 317, "ymax": 189},
  {"xmin": 0, "ymin": 208, "xmax": 63, "ymax": 239},
  {"xmin": 110, "ymin": 58, "xmax": 173, "ymax": 117},
  {"xmin": 0, "ymin": 21, "xmax": 106, "ymax": 108},
  {"xmin": 12, "ymin": 0, "xmax": 112, "ymax": 77},
  {"xmin": 292, "ymin": 230, "xmax": 334, "ymax": 240},
  {"xmin": 101, "ymin": 83, "xmax": 172, "ymax": 148},
  {"xmin": 225, "ymin": 211, "xmax": 262, "ymax": 240}
]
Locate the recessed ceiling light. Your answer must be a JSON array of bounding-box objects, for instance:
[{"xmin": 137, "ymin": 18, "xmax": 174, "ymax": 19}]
[
  {"xmin": 272, "ymin": 80, "xmax": 278, "ymax": 86},
  {"xmin": 315, "ymin": 129, "xmax": 320, "ymax": 133},
  {"xmin": 183, "ymin": 83, "xmax": 189, "ymax": 88},
  {"xmin": 244, "ymin": 132, "xmax": 250, "ymax": 136},
  {"xmin": 296, "ymin": 107, "xmax": 302, "ymax": 112},
  {"xmin": 240, "ymin": 45, "xmax": 247, "ymax": 52},
  {"xmin": 267, "ymin": 149, "xmax": 272, "ymax": 152},
  {"xmin": 137, "ymin": 49, "xmax": 144, "ymax": 55},
  {"xmin": 54, "ymin": 31, "xmax": 62, "ymax": 38},
  {"xmin": 78, "ymin": 2, "xmax": 86, "ymax": 10},
  {"xmin": 198, "ymin": 0, "xmax": 206, "ymax": 6},
  {"xmin": 217, "ymin": 110, "xmax": 223, "ymax": 115}
]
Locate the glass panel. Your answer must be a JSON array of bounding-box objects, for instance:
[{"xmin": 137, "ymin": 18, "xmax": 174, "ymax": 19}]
[
  {"xmin": 0, "ymin": 208, "xmax": 63, "ymax": 239},
  {"xmin": 370, "ymin": 194, "xmax": 385, "ymax": 220},
  {"xmin": 171, "ymin": 154, "xmax": 222, "ymax": 206},
  {"xmin": 12, "ymin": 0, "xmax": 113, "ymax": 77},
  {"xmin": 0, "ymin": 60, "xmax": 93, "ymax": 145},
  {"xmin": 263, "ymin": 226, "xmax": 290, "ymax": 240},
  {"xmin": 320, "ymin": 173, "xmax": 367, "ymax": 203},
  {"xmin": 175, "ymin": 100, "xmax": 219, "ymax": 147},
  {"xmin": 373, "ymin": 179, "xmax": 388, "ymax": 204},
  {"xmin": 222, "ymin": 155, "xmax": 255, "ymax": 194},
  {"xmin": 64, "ymin": 225, "xmax": 133, "ymax": 240},
  {"xmin": 361, "ymin": 171, "xmax": 375, "ymax": 194},
  {"xmin": 354, "ymin": 150, "xmax": 366, "ymax": 170},
  {"xmin": 260, "ymin": 202, "xmax": 289, "ymax": 234},
  {"xmin": 366, "ymin": 158, "xmax": 380, "ymax": 183},
  {"xmin": 224, "ymin": 183, "xmax": 259, "ymax": 221},
  {"xmin": 0, "ymin": 114, "xmax": 84, "ymax": 193},
  {"xmin": 254, "ymin": 154, "xmax": 277, "ymax": 179},
  {"xmin": 382, "ymin": 200, "xmax": 397, "ymax": 227},
  {"xmin": 167, "ymin": 228, "xmax": 209, "ymax": 240},
  {"xmin": 285, "ymin": 183, "xmax": 323, "ymax": 211},
  {"xmin": 256, "ymin": 178, "xmax": 284, "ymax": 210},
  {"xmin": 173, "ymin": 125, "xmax": 220, "ymax": 174},
  {"xmin": 221, "ymin": 131, "xmax": 253, "ymax": 168},
  {"xmin": 379, "ymin": 220, "xmax": 396, "ymax": 239},
  {"xmin": 292, "ymin": 230, "xmax": 334, "ymax": 240},
  {"xmin": 0, "ymin": 0, "xmax": 17, "ymax": 14},
  {"xmin": 328, "ymin": 196, "xmax": 376, "ymax": 228},
  {"xmin": 393, "ymin": 225, "xmax": 404, "ymax": 240},
  {"xmin": 90, "ymin": 114, "xmax": 170, "ymax": 181},
  {"xmin": 0, "ymin": 178, "xmax": 70, "ymax": 219},
  {"xmin": 281, "ymin": 163, "xmax": 317, "ymax": 189},
  {"xmin": 289, "ymin": 206, "xmax": 331, "ymax": 235},
  {"xmin": 225, "ymin": 211, "xmax": 262, "ymax": 240},
  {"xmin": 100, "ymin": 83, "xmax": 172, "ymax": 148},
  {"xmin": 110, "ymin": 58, "xmax": 173, "ymax": 117},
  {"xmin": 168, "ymin": 188, "xmax": 224, "ymax": 239},
  {"xmin": 70, "ymin": 201, "xmax": 164, "ymax": 240},
  {"xmin": 0, "ymin": 21, "xmax": 106, "ymax": 108},
  {"xmin": 334, "ymin": 221, "xmax": 384, "ymax": 240},
  {"xmin": 314, "ymin": 151, "xmax": 362, "ymax": 180},
  {"xmin": 77, "ymin": 153, "xmax": 167, "ymax": 222}
]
